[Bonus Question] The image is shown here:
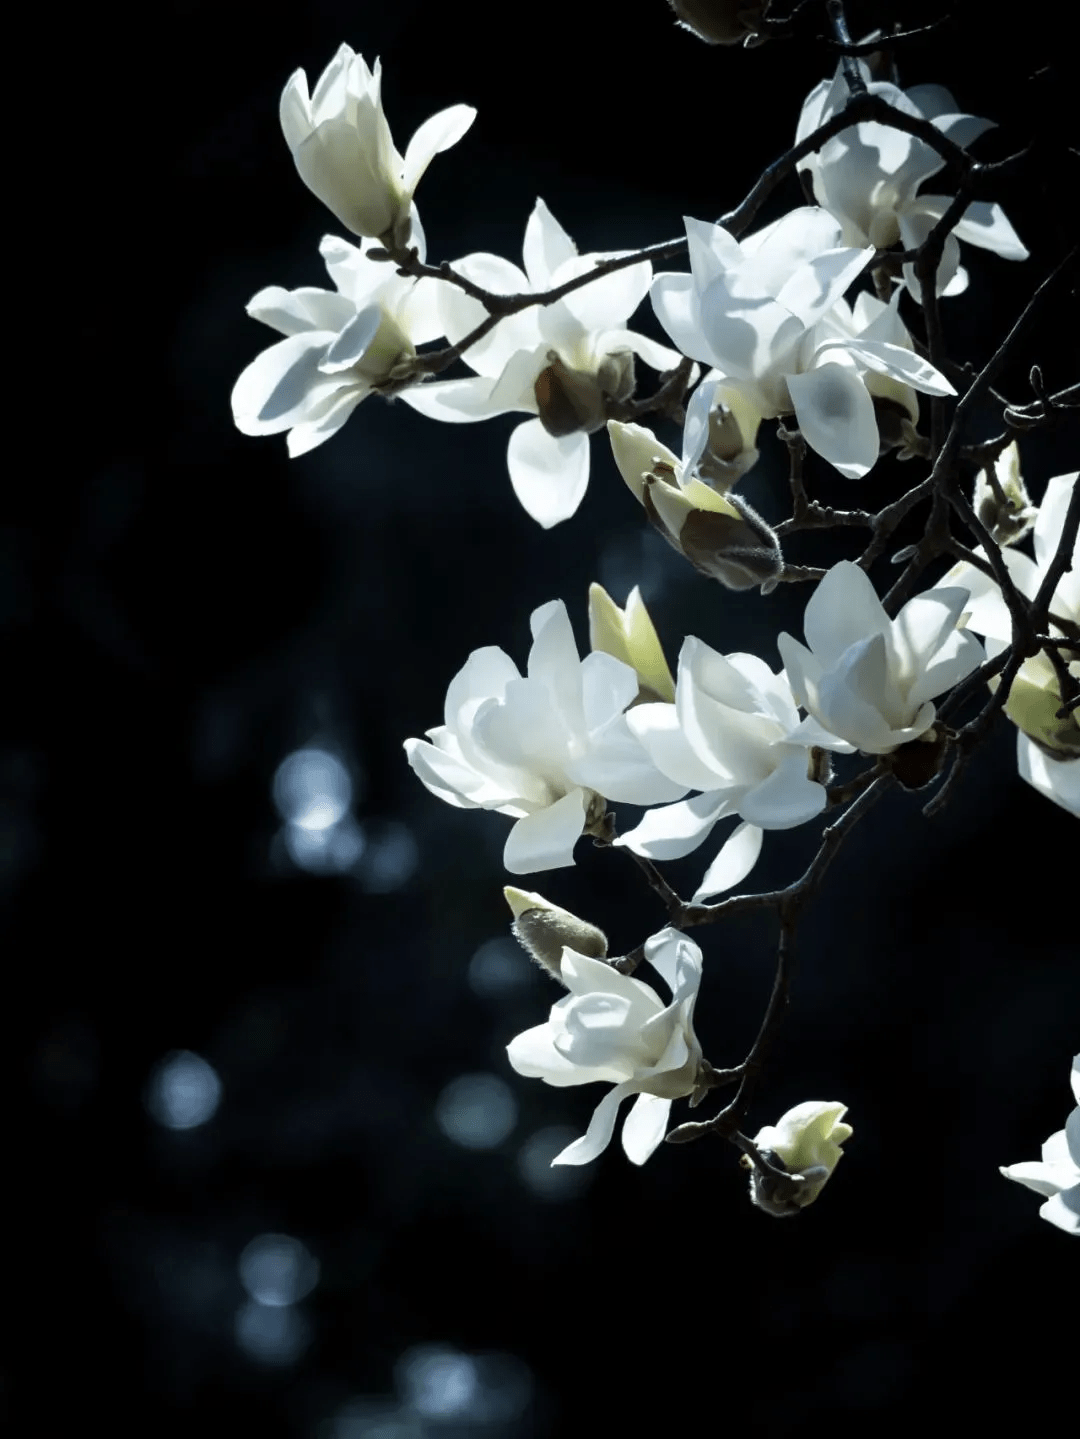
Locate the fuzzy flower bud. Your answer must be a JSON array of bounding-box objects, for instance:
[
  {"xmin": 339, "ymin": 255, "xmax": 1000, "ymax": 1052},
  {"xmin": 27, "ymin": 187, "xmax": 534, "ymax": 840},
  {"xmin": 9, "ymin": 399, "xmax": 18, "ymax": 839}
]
[
  {"xmin": 588, "ymin": 583, "xmax": 675, "ymax": 703},
  {"xmin": 534, "ymin": 350, "xmax": 635, "ymax": 438},
  {"xmin": 667, "ymin": 0, "xmax": 769, "ymax": 46},
  {"xmin": 504, "ymin": 887, "xmax": 608, "ymax": 979},
  {"xmin": 747, "ymin": 1101, "xmax": 853, "ymax": 1216},
  {"xmin": 973, "ymin": 443, "xmax": 1036, "ymax": 547}
]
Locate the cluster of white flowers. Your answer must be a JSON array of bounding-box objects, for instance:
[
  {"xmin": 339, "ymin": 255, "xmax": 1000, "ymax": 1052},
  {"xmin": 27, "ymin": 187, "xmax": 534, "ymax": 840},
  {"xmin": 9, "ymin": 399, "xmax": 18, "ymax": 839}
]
[{"xmin": 233, "ymin": 34, "xmax": 1076, "ymax": 1218}]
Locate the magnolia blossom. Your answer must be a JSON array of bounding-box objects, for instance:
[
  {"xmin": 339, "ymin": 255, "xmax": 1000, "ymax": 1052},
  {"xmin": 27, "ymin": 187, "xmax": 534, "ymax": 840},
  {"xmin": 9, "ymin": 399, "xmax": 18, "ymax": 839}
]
[
  {"xmin": 506, "ymin": 927, "xmax": 704, "ymax": 1166},
  {"xmin": 280, "ymin": 44, "xmax": 475, "ymax": 245},
  {"xmin": 403, "ymin": 600, "xmax": 686, "ymax": 873},
  {"xmin": 617, "ymin": 639, "xmax": 829, "ymax": 900},
  {"xmin": 651, "ymin": 208, "xmax": 954, "ymax": 478},
  {"xmin": 608, "ymin": 380, "xmax": 780, "ymax": 590},
  {"xmin": 750, "ymin": 1101, "xmax": 853, "ymax": 1215},
  {"xmin": 796, "ymin": 60, "xmax": 1027, "ymax": 299},
  {"xmin": 232, "ymin": 224, "xmax": 442, "ymax": 456},
  {"xmin": 945, "ymin": 472, "xmax": 1079, "ymax": 815},
  {"xmin": 1000, "ymin": 1054, "xmax": 1080, "ymax": 1236},
  {"xmin": 398, "ymin": 198, "xmax": 685, "ymax": 526},
  {"xmin": 588, "ymin": 583, "xmax": 675, "ymax": 704},
  {"xmin": 778, "ymin": 560, "xmax": 984, "ymax": 755}
]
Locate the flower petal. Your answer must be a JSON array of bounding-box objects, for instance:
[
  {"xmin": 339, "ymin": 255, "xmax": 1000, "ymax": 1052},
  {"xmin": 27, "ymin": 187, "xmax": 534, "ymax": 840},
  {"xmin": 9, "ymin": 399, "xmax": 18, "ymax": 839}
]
[
  {"xmin": 507, "ymin": 420, "xmax": 591, "ymax": 528},
  {"xmin": 401, "ymin": 104, "xmax": 477, "ymax": 194},
  {"xmin": 551, "ymin": 1080, "xmax": 639, "ymax": 1166},
  {"xmin": 692, "ymin": 820, "xmax": 763, "ymax": 900},
  {"xmin": 231, "ymin": 331, "xmax": 339, "ymax": 436},
  {"xmin": 617, "ymin": 791, "xmax": 736, "ymax": 862},
  {"xmin": 621, "ymin": 1092, "xmax": 673, "ymax": 1165},
  {"xmin": 739, "ymin": 751, "xmax": 826, "ymax": 829},
  {"xmin": 787, "ymin": 363, "xmax": 879, "ymax": 479},
  {"xmin": 523, "ymin": 197, "xmax": 579, "ymax": 288},
  {"xmin": 503, "ymin": 789, "xmax": 588, "ymax": 873}
]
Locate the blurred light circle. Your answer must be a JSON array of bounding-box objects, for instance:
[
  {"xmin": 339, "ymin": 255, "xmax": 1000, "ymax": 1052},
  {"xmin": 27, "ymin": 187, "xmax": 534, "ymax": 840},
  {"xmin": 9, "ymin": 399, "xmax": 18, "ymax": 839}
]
[
  {"xmin": 145, "ymin": 1050, "xmax": 222, "ymax": 1130},
  {"xmin": 234, "ymin": 1298, "xmax": 311, "ymax": 1365},
  {"xmin": 397, "ymin": 1346, "xmax": 478, "ymax": 1419},
  {"xmin": 467, "ymin": 938, "xmax": 535, "ymax": 996},
  {"xmin": 517, "ymin": 1126, "xmax": 591, "ymax": 1201},
  {"xmin": 327, "ymin": 1400, "xmax": 423, "ymax": 1439},
  {"xmin": 238, "ymin": 1233, "xmax": 320, "ymax": 1307},
  {"xmin": 285, "ymin": 814, "xmax": 366, "ymax": 874},
  {"xmin": 358, "ymin": 819, "xmax": 418, "ymax": 893},
  {"xmin": 273, "ymin": 749, "xmax": 353, "ymax": 830},
  {"xmin": 434, "ymin": 1073, "xmax": 517, "ymax": 1150}
]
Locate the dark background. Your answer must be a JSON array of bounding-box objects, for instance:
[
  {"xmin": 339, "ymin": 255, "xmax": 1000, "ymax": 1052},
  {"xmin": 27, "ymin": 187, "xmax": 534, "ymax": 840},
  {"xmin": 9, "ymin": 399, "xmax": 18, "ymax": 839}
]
[{"xmin": 12, "ymin": 2, "xmax": 1078, "ymax": 1434}]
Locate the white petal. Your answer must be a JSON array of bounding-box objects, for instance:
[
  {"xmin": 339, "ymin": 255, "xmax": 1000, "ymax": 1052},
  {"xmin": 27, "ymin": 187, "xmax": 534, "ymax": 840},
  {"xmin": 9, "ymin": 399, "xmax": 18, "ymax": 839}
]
[
  {"xmin": 397, "ymin": 374, "xmax": 505, "ymax": 422},
  {"xmin": 555, "ymin": 255, "xmax": 652, "ymax": 333},
  {"xmin": 738, "ymin": 752, "xmax": 827, "ymax": 829},
  {"xmin": 999, "ymin": 1160, "xmax": 1064, "ymax": 1200},
  {"xmin": 621, "ymin": 1092, "xmax": 673, "ymax": 1165},
  {"xmin": 838, "ymin": 337, "xmax": 955, "ymax": 396},
  {"xmin": 1017, "ymin": 736, "xmax": 1080, "ymax": 817},
  {"xmin": 692, "ymin": 821, "xmax": 763, "ymax": 900},
  {"xmin": 788, "ymin": 363, "xmax": 879, "ymax": 479},
  {"xmin": 286, "ymin": 385, "xmax": 367, "ymax": 456},
  {"xmin": 319, "ymin": 305, "xmax": 383, "ymax": 371},
  {"xmin": 231, "ymin": 331, "xmax": 339, "ymax": 436},
  {"xmin": 246, "ymin": 284, "xmax": 355, "ymax": 336},
  {"xmin": 503, "ymin": 790, "xmax": 588, "ymax": 873},
  {"xmin": 626, "ymin": 702, "xmax": 725, "ymax": 793},
  {"xmin": 607, "ymin": 327, "xmax": 688, "ymax": 375},
  {"xmin": 401, "ymin": 104, "xmax": 477, "ymax": 194},
  {"xmin": 617, "ymin": 791, "xmax": 735, "ymax": 862},
  {"xmin": 774, "ymin": 245, "xmax": 874, "ymax": 329},
  {"xmin": 523, "ymin": 197, "xmax": 579, "ymax": 288},
  {"xmin": 507, "ymin": 420, "xmax": 591, "ymax": 528},
  {"xmin": 403, "ymin": 737, "xmax": 488, "ymax": 809},
  {"xmin": 952, "ymin": 202, "xmax": 1028, "ymax": 260},
  {"xmin": 802, "ymin": 560, "xmax": 889, "ymax": 667},
  {"xmin": 1039, "ymin": 1187, "xmax": 1080, "ymax": 1235},
  {"xmin": 650, "ymin": 273, "xmax": 716, "ymax": 367},
  {"xmin": 551, "ymin": 1080, "xmax": 639, "ymax": 1166}
]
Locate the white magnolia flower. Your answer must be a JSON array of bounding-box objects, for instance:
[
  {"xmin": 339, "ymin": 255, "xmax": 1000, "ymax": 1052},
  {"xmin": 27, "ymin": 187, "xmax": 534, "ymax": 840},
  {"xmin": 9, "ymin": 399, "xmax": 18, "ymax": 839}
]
[
  {"xmin": 944, "ymin": 472, "xmax": 1079, "ymax": 814},
  {"xmin": 651, "ymin": 208, "xmax": 954, "ymax": 478},
  {"xmin": 796, "ymin": 60, "xmax": 1027, "ymax": 299},
  {"xmin": 1000, "ymin": 1054, "xmax": 1080, "ymax": 1236},
  {"xmin": 232, "ymin": 223, "xmax": 443, "ymax": 457},
  {"xmin": 750, "ymin": 1101, "xmax": 853, "ymax": 1214},
  {"xmin": 280, "ymin": 44, "xmax": 476, "ymax": 245},
  {"xmin": 398, "ymin": 198, "xmax": 686, "ymax": 527},
  {"xmin": 506, "ymin": 927, "xmax": 704, "ymax": 1166},
  {"xmin": 616, "ymin": 638, "xmax": 828, "ymax": 900},
  {"xmin": 778, "ymin": 560, "xmax": 984, "ymax": 755},
  {"xmin": 403, "ymin": 599, "xmax": 686, "ymax": 873}
]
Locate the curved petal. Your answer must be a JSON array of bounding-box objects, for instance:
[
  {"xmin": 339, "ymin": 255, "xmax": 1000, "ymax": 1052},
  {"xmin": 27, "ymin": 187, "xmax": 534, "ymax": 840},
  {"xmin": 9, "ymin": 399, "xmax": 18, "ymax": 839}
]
[
  {"xmin": 507, "ymin": 421, "xmax": 591, "ymax": 528},
  {"xmin": 603, "ymin": 326, "xmax": 687, "ymax": 376},
  {"xmin": 319, "ymin": 305, "xmax": 383, "ymax": 371},
  {"xmin": 738, "ymin": 751, "xmax": 826, "ymax": 829},
  {"xmin": 246, "ymin": 284, "xmax": 355, "ymax": 336},
  {"xmin": 952, "ymin": 201, "xmax": 1028, "ymax": 260},
  {"xmin": 523, "ymin": 197, "xmax": 579, "ymax": 288},
  {"xmin": 397, "ymin": 374, "xmax": 504, "ymax": 422},
  {"xmin": 503, "ymin": 789, "xmax": 588, "ymax": 873},
  {"xmin": 616, "ymin": 791, "xmax": 736, "ymax": 862},
  {"xmin": 556, "ymin": 255, "xmax": 652, "ymax": 332},
  {"xmin": 551, "ymin": 1080, "xmax": 639, "ymax": 1166},
  {"xmin": 692, "ymin": 820, "xmax": 763, "ymax": 901},
  {"xmin": 650, "ymin": 273, "xmax": 716, "ymax": 367},
  {"xmin": 401, "ymin": 104, "xmax": 477, "ymax": 194},
  {"xmin": 1017, "ymin": 736, "xmax": 1080, "ymax": 817},
  {"xmin": 231, "ymin": 331, "xmax": 338, "ymax": 435},
  {"xmin": 1040, "ymin": 1186, "xmax": 1080, "ymax": 1235},
  {"xmin": 836, "ymin": 337, "xmax": 955, "ymax": 396},
  {"xmin": 787, "ymin": 363, "xmax": 879, "ymax": 479},
  {"xmin": 625, "ymin": 703, "xmax": 726, "ymax": 793},
  {"xmin": 286, "ymin": 385, "xmax": 367, "ymax": 456},
  {"xmin": 621, "ymin": 1092, "xmax": 673, "ymax": 1165}
]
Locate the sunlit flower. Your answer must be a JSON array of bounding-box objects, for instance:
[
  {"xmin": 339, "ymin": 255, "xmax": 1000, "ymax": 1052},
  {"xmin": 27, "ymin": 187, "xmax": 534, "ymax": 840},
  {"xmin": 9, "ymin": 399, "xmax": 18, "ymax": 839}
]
[
  {"xmin": 778, "ymin": 560, "xmax": 984, "ymax": 754},
  {"xmin": 650, "ymin": 209, "xmax": 954, "ymax": 478},
  {"xmin": 231, "ymin": 223, "xmax": 442, "ymax": 456},
  {"xmin": 1000, "ymin": 1054, "xmax": 1080, "ymax": 1236},
  {"xmin": 587, "ymin": 583, "xmax": 675, "ymax": 704},
  {"xmin": 944, "ymin": 472, "xmax": 1079, "ymax": 814},
  {"xmin": 403, "ymin": 600, "xmax": 686, "ymax": 873},
  {"xmin": 796, "ymin": 60, "xmax": 1027, "ymax": 299},
  {"xmin": 506, "ymin": 927, "xmax": 704, "ymax": 1165},
  {"xmin": 398, "ymin": 198, "xmax": 686, "ymax": 527},
  {"xmin": 280, "ymin": 44, "xmax": 476, "ymax": 246},
  {"xmin": 749, "ymin": 1100, "xmax": 852, "ymax": 1215},
  {"xmin": 616, "ymin": 637, "xmax": 828, "ymax": 900}
]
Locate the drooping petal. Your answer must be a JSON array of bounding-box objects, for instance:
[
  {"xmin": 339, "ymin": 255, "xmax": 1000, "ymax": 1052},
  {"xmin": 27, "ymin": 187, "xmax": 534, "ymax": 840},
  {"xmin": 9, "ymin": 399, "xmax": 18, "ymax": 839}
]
[
  {"xmin": 503, "ymin": 789, "xmax": 589, "ymax": 873},
  {"xmin": 401, "ymin": 104, "xmax": 477, "ymax": 194},
  {"xmin": 787, "ymin": 363, "xmax": 879, "ymax": 479},
  {"xmin": 692, "ymin": 820, "xmax": 763, "ymax": 900},
  {"xmin": 286, "ymin": 385, "xmax": 368, "ymax": 456},
  {"xmin": 231, "ymin": 331, "xmax": 340, "ymax": 436},
  {"xmin": 396, "ymin": 374, "xmax": 505, "ymax": 422},
  {"xmin": 738, "ymin": 751, "xmax": 827, "ymax": 829},
  {"xmin": 551, "ymin": 1080, "xmax": 639, "ymax": 1166},
  {"xmin": 616, "ymin": 791, "xmax": 736, "ymax": 861},
  {"xmin": 620, "ymin": 1092, "xmax": 673, "ymax": 1165},
  {"xmin": 507, "ymin": 420, "xmax": 591, "ymax": 528}
]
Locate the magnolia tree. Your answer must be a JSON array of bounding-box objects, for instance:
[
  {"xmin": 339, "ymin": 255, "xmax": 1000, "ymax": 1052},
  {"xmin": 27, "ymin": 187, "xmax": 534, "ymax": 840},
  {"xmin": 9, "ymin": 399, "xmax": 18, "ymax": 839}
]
[{"xmin": 232, "ymin": 1, "xmax": 1079, "ymax": 1232}]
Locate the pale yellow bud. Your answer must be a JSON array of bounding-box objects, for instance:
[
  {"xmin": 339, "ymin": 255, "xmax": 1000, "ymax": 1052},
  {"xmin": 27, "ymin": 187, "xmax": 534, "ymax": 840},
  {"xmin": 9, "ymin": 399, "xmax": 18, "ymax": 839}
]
[
  {"xmin": 588, "ymin": 583, "xmax": 675, "ymax": 703},
  {"xmin": 607, "ymin": 418, "xmax": 680, "ymax": 503},
  {"xmin": 974, "ymin": 443, "xmax": 1036, "ymax": 547}
]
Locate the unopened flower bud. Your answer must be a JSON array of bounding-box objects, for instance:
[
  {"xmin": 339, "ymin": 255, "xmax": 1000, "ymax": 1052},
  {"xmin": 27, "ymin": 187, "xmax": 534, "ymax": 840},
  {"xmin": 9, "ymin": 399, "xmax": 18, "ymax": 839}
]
[
  {"xmin": 607, "ymin": 419, "xmax": 680, "ymax": 503},
  {"xmin": 667, "ymin": 0, "xmax": 769, "ymax": 46},
  {"xmin": 996, "ymin": 654, "xmax": 1080, "ymax": 760},
  {"xmin": 747, "ymin": 1101, "xmax": 852, "ymax": 1215},
  {"xmin": 697, "ymin": 389, "xmax": 762, "ymax": 490},
  {"xmin": 503, "ymin": 887, "xmax": 609, "ymax": 980},
  {"xmin": 973, "ymin": 442, "xmax": 1036, "ymax": 547},
  {"xmin": 588, "ymin": 582, "xmax": 675, "ymax": 703},
  {"xmin": 535, "ymin": 350, "xmax": 635, "ymax": 438},
  {"xmin": 646, "ymin": 475, "xmax": 782, "ymax": 590}
]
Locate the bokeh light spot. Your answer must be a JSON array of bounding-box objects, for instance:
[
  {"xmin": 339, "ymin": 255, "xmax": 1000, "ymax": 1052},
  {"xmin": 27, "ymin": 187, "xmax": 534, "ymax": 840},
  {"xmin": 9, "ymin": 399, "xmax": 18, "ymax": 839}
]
[
  {"xmin": 234, "ymin": 1299, "xmax": 312, "ymax": 1366},
  {"xmin": 434, "ymin": 1073, "xmax": 517, "ymax": 1150},
  {"xmin": 517, "ymin": 1126, "xmax": 592, "ymax": 1200},
  {"xmin": 145, "ymin": 1050, "xmax": 222, "ymax": 1130},
  {"xmin": 238, "ymin": 1233, "xmax": 320, "ymax": 1307},
  {"xmin": 467, "ymin": 937, "xmax": 534, "ymax": 996},
  {"xmin": 273, "ymin": 748, "xmax": 353, "ymax": 830}
]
